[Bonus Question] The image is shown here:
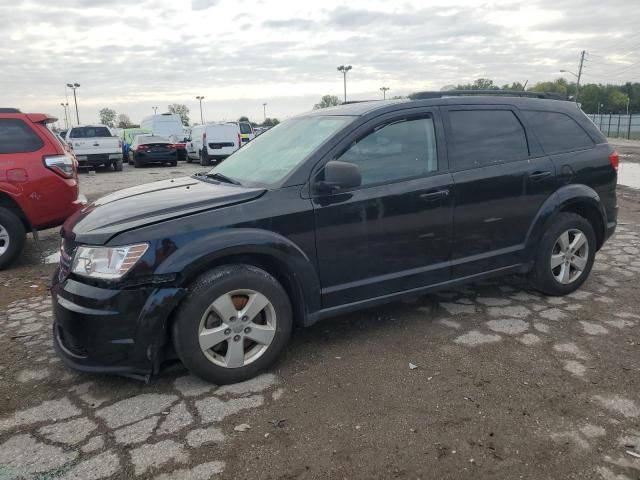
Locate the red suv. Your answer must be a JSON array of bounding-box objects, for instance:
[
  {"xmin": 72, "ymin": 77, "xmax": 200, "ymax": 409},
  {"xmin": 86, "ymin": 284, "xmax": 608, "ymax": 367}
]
[{"xmin": 0, "ymin": 108, "xmax": 86, "ymax": 269}]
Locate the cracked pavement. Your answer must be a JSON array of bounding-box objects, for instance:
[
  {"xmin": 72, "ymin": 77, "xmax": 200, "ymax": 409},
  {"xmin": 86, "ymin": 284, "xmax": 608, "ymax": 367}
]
[{"xmin": 0, "ymin": 162, "xmax": 639, "ymax": 479}]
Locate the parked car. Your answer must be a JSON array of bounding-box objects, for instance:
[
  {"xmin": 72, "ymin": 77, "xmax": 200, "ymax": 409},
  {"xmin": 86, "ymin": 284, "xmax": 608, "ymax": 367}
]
[
  {"xmin": 128, "ymin": 134, "xmax": 178, "ymax": 167},
  {"xmin": 186, "ymin": 123, "xmax": 241, "ymax": 165},
  {"xmin": 118, "ymin": 127, "xmax": 151, "ymax": 159},
  {"xmin": 140, "ymin": 114, "xmax": 187, "ymax": 161},
  {"xmin": 64, "ymin": 125, "xmax": 123, "ymax": 171},
  {"xmin": 0, "ymin": 108, "xmax": 85, "ymax": 269},
  {"xmin": 51, "ymin": 93, "xmax": 617, "ymax": 384}
]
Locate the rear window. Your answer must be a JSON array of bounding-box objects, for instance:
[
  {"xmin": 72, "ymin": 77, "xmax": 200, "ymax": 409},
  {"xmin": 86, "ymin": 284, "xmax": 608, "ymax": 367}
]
[
  {"xmin": 69, "ymin": 127, "xmax": 112, "ymax": 138},
  {"xmin": 522, "ymin": 110, "xmax": 594, "ymax": 153},
  {"xmin": 239, "ymin": 123, "xmax": 253, "ymax": 134},
  {"xmin": 0, "ymin": 118, "xmax": 44, "ymax": 154},
  {"xmin": 447, "ymin": 109, "xmax": 529, "ymax": 171}
]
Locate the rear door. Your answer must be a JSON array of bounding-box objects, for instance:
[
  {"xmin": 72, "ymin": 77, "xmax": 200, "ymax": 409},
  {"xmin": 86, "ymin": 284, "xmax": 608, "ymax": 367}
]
[
  {"xmin": 312, "ymin": 108, "xmax": 455, "ymax": 308},
  {"xmin": 443, "ymin": 106, "xmax": 558, "ymax": 277}
]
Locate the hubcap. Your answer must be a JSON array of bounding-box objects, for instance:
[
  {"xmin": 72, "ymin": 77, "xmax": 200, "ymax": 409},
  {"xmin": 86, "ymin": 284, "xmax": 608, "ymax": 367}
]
[
  {"xmin": 550, "ymin": 228, "xmax": 589, "ymax": 284},
  {"xmin": 0, "ymin": 224, "xmax": 9, "ymax": 256},
  {"xmin": 198, "ymin": 289, "xmax": 277, "ymax": 368}
]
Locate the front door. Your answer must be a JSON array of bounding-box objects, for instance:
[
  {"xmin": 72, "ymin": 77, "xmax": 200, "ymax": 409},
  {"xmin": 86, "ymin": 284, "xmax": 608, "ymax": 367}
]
[{"xmin": 312, "ymin": 110, "xmax": 454, "ymax": 308}]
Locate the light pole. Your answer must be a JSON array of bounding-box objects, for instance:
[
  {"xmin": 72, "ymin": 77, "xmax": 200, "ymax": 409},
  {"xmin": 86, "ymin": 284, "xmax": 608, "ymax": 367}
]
[
  {"xmin": 380, "ymin": 86, "xmax": 390, "ymax": 99},
  {"xmin": 153, "ymin": 106, "xmax": 158, "ymax": 115},
  {"xmin": 196, "ymin": 96, "xmax": 205, "ymax": 124},
  {"xmin": 337, "ymin": 65, "xmax": 352, "ymax": 103},
  {"xmin": 262, "ymin": 103, "xmax": 267, "ymax": 122},
  {"xmin": 66, "ymin": 83, "xmax": 80, "ymax": 125},
  {"xmin": 60, "ymin": 102, "xmax": 69, "ymax": 129}
]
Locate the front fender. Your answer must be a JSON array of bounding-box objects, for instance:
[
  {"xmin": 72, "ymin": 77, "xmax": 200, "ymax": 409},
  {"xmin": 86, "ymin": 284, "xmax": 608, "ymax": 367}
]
[
  {"xmin": 523, "ymin": 184, "xmax": 606, "ymax": 264},
  {"xmin": 155, "ymin": 228, "xmax": 321, "ymax": 321}
]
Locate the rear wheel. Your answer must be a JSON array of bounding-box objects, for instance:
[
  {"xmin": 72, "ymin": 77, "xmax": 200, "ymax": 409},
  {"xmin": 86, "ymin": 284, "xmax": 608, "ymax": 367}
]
[
  {"xmin": 172, "ymin": 264, "xmax": 292, "ymax": 384},
  {"xmin": 170, "ymin": 160, "xmax": 178, "ymax": 167},
  {"xmin": 200, "ymin": 149, "xmax": 211, "ymax": 166},
  {"xmin": 0, "ymin": 208, "xmax": 26, "ymax": 270},
  {"xmin": 113, "ymin": 159, "xmax": 123, "ymax": 171},
  {"xmin": 134, "ymin": 155, "xmax": 143, "ymax": 168},
  {"xmin": 529, "ymin": 213, "xmax": 596, "ymax": 295}
]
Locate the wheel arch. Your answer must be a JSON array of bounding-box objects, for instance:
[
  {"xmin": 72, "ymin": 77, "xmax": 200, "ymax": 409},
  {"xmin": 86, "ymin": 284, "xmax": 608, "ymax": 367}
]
[
  {"xmin": 0, "ymin": 190, "xmax": 31, "ymax": 230},
  {"xmin": 524, "ymin": 184, "xmax": 607, "ymax": 264},
  {"xmin": 156, "ymin": 228, "xmax": 321, "ymax": 328}
]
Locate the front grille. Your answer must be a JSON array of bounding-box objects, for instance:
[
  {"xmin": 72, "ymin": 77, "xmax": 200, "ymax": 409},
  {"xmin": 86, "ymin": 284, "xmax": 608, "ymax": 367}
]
[{"xmin": 209, "ymin": 142, "xmax": 234, "ymax": 149}]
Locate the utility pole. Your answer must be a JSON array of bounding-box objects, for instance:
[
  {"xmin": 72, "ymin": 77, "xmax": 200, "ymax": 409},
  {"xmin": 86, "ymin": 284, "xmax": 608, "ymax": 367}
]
[
  {"xmin": 66, "ymin": 83, "xmax": 80, "ymax": 125},
  {"xmin": 153, "ymin": 106, "xmax": 158, "ymax": 115},
  {"xmin": 627, "ymin": 96, "xmax": 630, "ymax": 116},
  {"xmin": 337, "ymin": 65, "xmax": 352, "ymax": 102},
  {"xmin": 196, "ymin": 96, "xmax": 205, "ymax": 124},
  {"xmin": 575, "ymin": 50, "xmax": 586, "ymax": 103},
  {"xmin": 380, "ymin": 86, "xmax": 390, "ymax": 99},
  {"xmin": 263, "ymin": 103, "xmax": 267, "ymax": 122}
]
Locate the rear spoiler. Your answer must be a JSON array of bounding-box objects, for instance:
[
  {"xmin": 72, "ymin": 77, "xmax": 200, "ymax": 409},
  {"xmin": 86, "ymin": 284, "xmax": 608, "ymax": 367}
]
[{"xmin": 26, "ymin": 113, "xmax": 58, "ymax": 124}]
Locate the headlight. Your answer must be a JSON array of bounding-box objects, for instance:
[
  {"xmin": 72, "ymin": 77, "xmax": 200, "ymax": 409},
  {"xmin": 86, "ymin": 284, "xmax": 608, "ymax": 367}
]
[{"xmin": 71, "ymin": 243, "xmax": 149, "ymax": 280}]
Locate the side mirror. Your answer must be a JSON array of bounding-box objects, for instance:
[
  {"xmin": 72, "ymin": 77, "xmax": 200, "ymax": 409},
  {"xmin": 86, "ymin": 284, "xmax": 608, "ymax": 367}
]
[{"xmin": 314, "ymin": 160, "xmax": 361, "ymax": 194}]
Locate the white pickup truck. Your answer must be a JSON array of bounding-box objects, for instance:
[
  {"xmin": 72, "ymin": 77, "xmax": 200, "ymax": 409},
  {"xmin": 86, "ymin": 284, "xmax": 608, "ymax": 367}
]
[{"xmin": 65, "ymin": 125, "xmax": 123, "ymax": 171}]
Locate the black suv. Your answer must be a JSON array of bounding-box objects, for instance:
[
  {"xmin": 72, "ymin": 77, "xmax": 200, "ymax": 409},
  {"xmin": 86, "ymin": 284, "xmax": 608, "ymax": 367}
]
[{"xmin": 51, "ymin": 93, "xmax": 618, "ymax": 383}]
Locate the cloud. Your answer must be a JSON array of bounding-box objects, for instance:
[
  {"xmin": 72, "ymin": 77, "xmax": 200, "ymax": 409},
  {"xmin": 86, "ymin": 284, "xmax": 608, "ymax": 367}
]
[{"xmin": 191, "ymin": 0, "xmax": 220, "ymax": 10}]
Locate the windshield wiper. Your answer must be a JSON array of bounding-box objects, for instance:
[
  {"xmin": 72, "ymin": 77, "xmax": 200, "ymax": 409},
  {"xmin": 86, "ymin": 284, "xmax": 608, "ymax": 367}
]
[{"xmin": 193, "ymin": 171, "xmax": 242, "ymax": 186}]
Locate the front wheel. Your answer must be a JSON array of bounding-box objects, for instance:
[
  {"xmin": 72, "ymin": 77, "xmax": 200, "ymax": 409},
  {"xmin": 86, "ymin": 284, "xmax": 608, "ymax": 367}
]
[
  {"xmin": 172, "ymin": 265, "xmax": 292, "ymax": 384},
  {"xmin": 529, "ymin": 213, "xmax": 596, "ymax": 295},
  {"xmin": 0, "ymin": 208, "xmax": 26, "ymax": 270}
]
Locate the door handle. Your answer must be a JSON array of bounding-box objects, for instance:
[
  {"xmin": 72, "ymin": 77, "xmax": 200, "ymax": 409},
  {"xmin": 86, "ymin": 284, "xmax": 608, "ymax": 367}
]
[
  {"xmin": 419, "ymin": 189, "xmax": 449, "ymax": 201},
  {"xmin": 528, "ymin": 171, "xmax": 552, "ymax": 181}
]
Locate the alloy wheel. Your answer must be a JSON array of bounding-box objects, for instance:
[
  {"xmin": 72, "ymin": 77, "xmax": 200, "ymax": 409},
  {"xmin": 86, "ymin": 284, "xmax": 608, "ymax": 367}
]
[
  {"xmin": 550, "ymin": 228, "xmax": 589, "ymax": 284},
  {"xmin": 0, "ymin": 223, "xmax": 9, "ymax": 256},
  {"xmin": 198, "ymin": 289, "xmax": 277, "ymax": 368}
]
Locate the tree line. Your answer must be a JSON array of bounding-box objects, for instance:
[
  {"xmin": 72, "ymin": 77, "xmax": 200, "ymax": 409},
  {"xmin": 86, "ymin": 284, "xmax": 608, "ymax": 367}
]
[
  {"xmin": 98, "ymin": 105, "xmax": 279, "ymax": 129},
  {"xmin": 313, "ymin": 79, "xmax": 640, "ymax": 115}
]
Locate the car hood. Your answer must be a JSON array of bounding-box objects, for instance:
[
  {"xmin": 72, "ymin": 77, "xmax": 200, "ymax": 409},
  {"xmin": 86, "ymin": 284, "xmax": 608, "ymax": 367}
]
[{"xmin": 66, "ymin": 176, "xmax": 266, "ymax": 244}]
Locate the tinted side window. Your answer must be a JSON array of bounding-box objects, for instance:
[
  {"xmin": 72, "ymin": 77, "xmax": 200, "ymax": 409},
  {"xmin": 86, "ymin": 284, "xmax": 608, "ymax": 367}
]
[
  {"xmin": 337, "ymin": 117, "xmax": 438, "ymax": 186},
  {"xmin": 522, "ymin": 110, "xmax": 594, "ymax": 153},
  {"xmin": 448, "ymin": 110, "xmax": 529, "ymax": 171},
  {"xmin": 69, "ymin": 127, "xmax": 112, "ymax": 138},
  {"xmin": 0, "ymin": 119, "xmax": 44, "ymax": 154}
]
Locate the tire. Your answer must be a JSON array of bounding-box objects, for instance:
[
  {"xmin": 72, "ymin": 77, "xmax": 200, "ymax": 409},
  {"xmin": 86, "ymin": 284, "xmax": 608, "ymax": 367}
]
[
  {"xmin": 186, "ymin": 155, "xmax": 192, "ymax": 164},
  {"xmin": 172, "ymin": 264, "xmax": 292, "ymax": 384},
  {"xmin": 113, "ymin": 159, "xmax": 123, "ymax": 171},
  {"xmin": 170, "ymin": 160, "xmax": 178, "ymax": 167},
  {"xmin": 134, "ymin": 155, "xmax": 143, "ymax": 168},
  {"xmin": 200, "ymin": 149, "xmax": 211, "ymax": 166},
  {"xmin": 0, "ymin": 207, "xmax": 26, "ymax": 270},
  {"xmin": 529, "ymin": 213, "xmax": 596, "ymax": 296}
]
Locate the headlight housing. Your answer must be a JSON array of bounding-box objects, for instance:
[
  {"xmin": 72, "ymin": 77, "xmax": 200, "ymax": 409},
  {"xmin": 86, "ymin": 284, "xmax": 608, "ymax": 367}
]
[{"xmin": 71, "ymin": 243, "xmax": 149, "ymax": 280}]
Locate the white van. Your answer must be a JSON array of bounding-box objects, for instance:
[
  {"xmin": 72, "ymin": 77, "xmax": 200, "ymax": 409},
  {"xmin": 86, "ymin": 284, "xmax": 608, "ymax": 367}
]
[
  {"xmin": 186, "ymin": 123, "xmax": 241, "ymax": 165},
  {"xmin": 140, "ymin": 113, "xmax": 185, "ymax": 139}
]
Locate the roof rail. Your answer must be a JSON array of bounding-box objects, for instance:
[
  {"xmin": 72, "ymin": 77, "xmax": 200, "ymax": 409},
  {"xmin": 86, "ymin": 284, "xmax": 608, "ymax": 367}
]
[
  {"xmin": 409, "ymin": 90, "xmax": 567, "ymax": 101},
  {"xmin": 0, "ymin": 108, "xmax": 22, "ymax": 113},
  {"xmin": 340, "ymin": 100, "xmax": 380, "ymax": 105}
]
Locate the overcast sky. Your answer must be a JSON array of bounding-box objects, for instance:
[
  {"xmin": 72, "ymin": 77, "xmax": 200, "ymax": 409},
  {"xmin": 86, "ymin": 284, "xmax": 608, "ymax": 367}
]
[{"xmin": 1, "ymin": 0, "xmax": 638, "ymax": 127}]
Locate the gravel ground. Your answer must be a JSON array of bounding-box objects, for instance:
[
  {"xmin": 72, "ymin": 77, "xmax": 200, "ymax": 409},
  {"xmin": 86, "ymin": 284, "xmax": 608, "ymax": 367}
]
[{"xmin": 0, "ymin": 154, "xmax": 639, "ymax": 479}]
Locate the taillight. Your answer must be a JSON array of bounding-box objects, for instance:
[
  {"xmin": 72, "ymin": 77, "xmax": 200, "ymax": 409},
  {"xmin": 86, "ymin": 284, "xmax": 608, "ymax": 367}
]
[
  {"xmin": 609, "ymin": 150, "xmax": 619, "ymax": 171},
  {"xmin": 44, "ymin": 154, "xmax": 74, "ymax": 179},
  {"xmin": 118, "ymin": 139, "xmax": 122, "ymax": 149},
  {"xmin": 137, "ymin": 145, "xmax": 149, "ymax": 151},
  {"xmin": 203, "ymin": 132, "xmax": 206, "ymax": 144}
]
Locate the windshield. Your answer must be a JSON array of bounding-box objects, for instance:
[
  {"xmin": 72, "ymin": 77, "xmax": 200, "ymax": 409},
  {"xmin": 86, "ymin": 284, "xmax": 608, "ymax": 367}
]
[
  {"xmin": 207, "ymin": 115, "xmax": 354, "ymax": 186},
  {"xmin": 239, "ymin": 123, "xmax": 252, "ymax": 134}
]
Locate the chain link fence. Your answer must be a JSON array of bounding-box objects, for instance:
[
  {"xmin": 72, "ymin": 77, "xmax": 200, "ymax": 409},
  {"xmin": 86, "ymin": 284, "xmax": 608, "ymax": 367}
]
[{"xmin": 587, "ymin": 114, "xmax": 640, "ymax": 140}]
